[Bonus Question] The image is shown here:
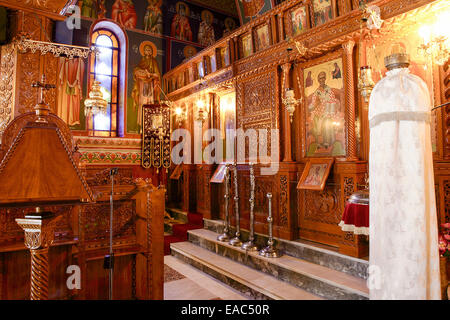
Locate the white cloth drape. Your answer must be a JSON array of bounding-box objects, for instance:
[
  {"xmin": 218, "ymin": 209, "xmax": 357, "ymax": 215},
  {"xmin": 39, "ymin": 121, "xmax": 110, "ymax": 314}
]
[{"xmin": 368, "ymin": 68, "xmax": 441, "ymax": 300}]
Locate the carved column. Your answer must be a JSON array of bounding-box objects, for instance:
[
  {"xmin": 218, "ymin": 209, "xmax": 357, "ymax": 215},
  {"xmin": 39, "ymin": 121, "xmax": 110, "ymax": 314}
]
[
  {"xmin": 15, "ymin": 209, "xmax": 61, "ymax": 300},
  {"xmin": 277, "ymin": 14, "xmax": 284, "ymax": 42},
  {"xmin": 281, "ymin": 63, "xmax": 293, "ymax": 162},
  {"xmin": 342, "ymin": 40, "xmax": 358, "ymax": 161}
]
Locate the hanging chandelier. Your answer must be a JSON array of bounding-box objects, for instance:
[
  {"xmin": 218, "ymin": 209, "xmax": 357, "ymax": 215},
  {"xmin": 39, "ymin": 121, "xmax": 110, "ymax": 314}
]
[{"xmin": 84, "ymin": 80, "xmax": 108, "ymax": 116}]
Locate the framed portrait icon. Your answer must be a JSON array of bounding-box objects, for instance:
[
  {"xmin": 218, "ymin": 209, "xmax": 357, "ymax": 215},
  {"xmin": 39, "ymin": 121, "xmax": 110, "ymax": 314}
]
[
  {"xmin": 297, "ymin": 158, "xmax": 334, "ymax": 191},
  {"xmin": 240, "ymin": 32, "xmax": 253, "ymax": 59},
  {"xmin": 310, "ymin": 0, "xmax": 337, "ymax": 27},
  {"xmin": 299, "ymin": 50, "xmax": 346, "ymax": 158},
  {"xmin": 285, "ymin": 3, "xmax": 310, "ymax": 37},
  {"xmin": 253, "ymin": 22, "xmax": 272, "ymax": 52}
]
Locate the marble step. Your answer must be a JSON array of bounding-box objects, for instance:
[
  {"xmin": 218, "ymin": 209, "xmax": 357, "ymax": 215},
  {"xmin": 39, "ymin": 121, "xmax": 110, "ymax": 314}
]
[
  {"xmin": 204, "ymin": 218, "xmax": 368, "ymax": 280},
  {"xmin": 170, "ymin": 241, "xmax": 323, "ymax": 300},
  {"xmin": 187, "ymin": 228, "xmax": 369, "ymax": 300}
]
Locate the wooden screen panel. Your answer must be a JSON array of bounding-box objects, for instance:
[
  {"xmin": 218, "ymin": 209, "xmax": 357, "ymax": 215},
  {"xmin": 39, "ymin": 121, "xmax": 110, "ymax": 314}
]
[{"xmin": 84, "ymin": 255, "xmax": 134, "ymax": 300}]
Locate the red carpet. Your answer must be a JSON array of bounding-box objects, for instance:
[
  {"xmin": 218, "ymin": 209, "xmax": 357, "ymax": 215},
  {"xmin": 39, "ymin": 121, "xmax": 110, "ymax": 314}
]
[{"xmin": 164, "ymin": 212, "xmax": 203, "ymax": 255}]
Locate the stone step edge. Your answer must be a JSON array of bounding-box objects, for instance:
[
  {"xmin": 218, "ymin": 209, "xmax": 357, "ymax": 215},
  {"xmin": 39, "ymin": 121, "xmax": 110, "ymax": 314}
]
[
  {"xmin": 204, "ymin": 218, "xmax": 368, "ymax": 265},
  {"xmin": 170, "ymin": 242, "xmax": 320, "ymax": 300},
  {"xmin": 188, "ymin": 228, "xmax": 369, "ymax": 299},
  {"xmin": 203, "ymin": 218, "xmax": 369, "ymax": 280}
]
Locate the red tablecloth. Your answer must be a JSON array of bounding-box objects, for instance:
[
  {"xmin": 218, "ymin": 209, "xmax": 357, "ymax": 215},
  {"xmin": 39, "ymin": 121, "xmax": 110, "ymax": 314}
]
[{"xmin": 339, "ymin": 202, "xmax": 369, "ymax": 235}]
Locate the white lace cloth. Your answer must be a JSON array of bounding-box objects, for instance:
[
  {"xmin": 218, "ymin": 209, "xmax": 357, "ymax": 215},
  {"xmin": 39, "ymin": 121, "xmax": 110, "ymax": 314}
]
[{"xmin": 368, "ymin": 68, "xmax": 441, "ymax": 300}]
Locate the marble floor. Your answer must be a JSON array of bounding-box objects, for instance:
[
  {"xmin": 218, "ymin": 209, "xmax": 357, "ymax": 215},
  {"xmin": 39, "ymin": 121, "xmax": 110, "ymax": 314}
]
[{"xmin": 164, "ymin": 255, "xmax": 250, "ymax": 300}]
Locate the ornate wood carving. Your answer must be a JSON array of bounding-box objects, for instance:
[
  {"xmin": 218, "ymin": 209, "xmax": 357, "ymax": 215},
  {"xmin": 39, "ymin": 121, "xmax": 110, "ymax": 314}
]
[
  {"xmin": 82, "ymin": 200, "xmax": 136, "ymax": 243},
  {"xmin": 442, "ymin": 59, "xmax": 450, "ymax": 159},
  {"xmin": 444, "ymin": 180, "xmax": 450, "ymax": 225},
  {"xmin": 304, "ymin": 186, "xmax": 341, "ymax": 225},
  {"xmin": 279, "ymin": 174, "xmax": 289, "ymax": 227},
  {"xmin": 236, "ymin": 69, "xmax": 279, "ymax": 160},
  {"xmin": 0, "ymin": 44, "xmax": 17, "ymax": 136},
  {"xmin": 342, "ymin": 40, "xmax": 358, "ymax": 161}
]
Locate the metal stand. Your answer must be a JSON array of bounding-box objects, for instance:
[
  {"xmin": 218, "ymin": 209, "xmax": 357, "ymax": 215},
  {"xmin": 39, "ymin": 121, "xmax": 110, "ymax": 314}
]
[
  {"xmin": 217, "ymin": 164, "xmax": 231, "ymax": 242},
  {"xmin": 229, "ymin": 163, "xmax": 242, "ymax": 247},
  {"xmin": 241, "ymin": 163, "xmax": 258, "ymax": 251},
  {"xmin": 104, "ymin": 168, "xmax": 118, "ymax": 300},
  {"xmin": 259, "ymin": 193, "xmax": 281, "ymax": 258}
]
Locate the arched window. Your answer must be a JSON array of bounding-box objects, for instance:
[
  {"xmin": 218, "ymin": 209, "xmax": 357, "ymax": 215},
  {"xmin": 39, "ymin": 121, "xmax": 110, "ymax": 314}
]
[
  {"xmin": 88, "ymin": 20, "xmax": 127, "ymax": 137},
  {"xmin": 89, "ymin": 29, "xmax": 120, "ymax": 137}
]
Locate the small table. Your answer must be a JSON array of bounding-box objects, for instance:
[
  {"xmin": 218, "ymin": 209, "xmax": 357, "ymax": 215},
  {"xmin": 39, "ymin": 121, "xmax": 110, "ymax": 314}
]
[{"xmin": 339, "ymin": 202, "xmax": 369, "ymax": 236}]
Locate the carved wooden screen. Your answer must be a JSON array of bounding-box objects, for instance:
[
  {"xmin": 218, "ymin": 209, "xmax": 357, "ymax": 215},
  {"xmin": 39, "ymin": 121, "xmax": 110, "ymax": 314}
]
[{"xmin": 236, "ymin": 68, "xmax": 279, "ymax": 162}]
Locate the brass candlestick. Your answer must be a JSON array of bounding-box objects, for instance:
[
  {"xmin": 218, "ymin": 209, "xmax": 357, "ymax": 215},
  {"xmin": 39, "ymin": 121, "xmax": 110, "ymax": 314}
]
[
  {"xmin": 229, "ymin": 163, "xmax": 242, "ymax": 247},
  {"xmin": 217, "ymin": 164, "xmax": 231, "ymax": 242},
  {"xmin": 241, "ymin": 163, "xmax": 258, "ymax": 251},
  {"xmin": 259, "ymin": 193, "xmax": 281, "ymax": 258}
]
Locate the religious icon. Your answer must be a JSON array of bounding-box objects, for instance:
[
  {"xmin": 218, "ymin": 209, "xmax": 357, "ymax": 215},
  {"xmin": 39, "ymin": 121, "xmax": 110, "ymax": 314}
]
[
  {"xmin": 144, "ymin": 0, "xmax": 163, "ymax": 34},
  {"xmin": 57, "ymin": 57, "xmax": 84, "ymax": 126},
  {"xmin": 311, "ymin": 0, "xmax": 335, "ymax": 27},
  {"xmin": 241, "ymin": 33, "xmax": 252, "ymax": 58},
  {"xmin": 332, "ymin": 62, "xmax": 341, "ymax": 79},
  {"xmin": 303, "ymin": 57, "xmax": 345, "ymax": 157},
  {"xmin": 305, "ymin": 71, "xmax": 313, "ymax": 88},
  {"xmin": 80, "ymin": 0, "xmax": 97, "ymax": 19},
  {"xmin": 111, "ymin": 0, "xmax": 138, "ymax": 29},
  {"xmin": 131, "ymin": 41, "xmax": 161, "ymax": 130},
  {"xmin": 290, "ymin": 5, "xmax": 308, "ymax": 36},
  {"xmin": 254, "ymin": 24, "xmax": 271, "ymax": 51},
  {"xmin": 171, "ymin": 2, "xmax": 193, "ymax": 41},
  {"xmin": 183, "ymin": 45, "xmax": 197, "ymax": 60},
  {"xmin": 297, "ymin": 158, "xmax": 334, "ymax": 191},
  {"xmin": 223, "ymin": 17, "xmax": 237, "ymax": 37},
  {"xmin": 198, "ymin": 10, "xmax": 215, "ymax": 47}
]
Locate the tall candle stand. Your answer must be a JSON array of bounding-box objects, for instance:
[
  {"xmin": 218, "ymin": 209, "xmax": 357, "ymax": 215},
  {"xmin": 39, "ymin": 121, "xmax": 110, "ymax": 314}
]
[
  {"xmin": 229, "ymin": 163, "xmax": 242, "ymax": 247},
  {"xmin": 217, "ymin": 164, "xmax": 231, "ymax": 242},
  {"xmin": 241, "ymin": 163, "xmax": 258, "ymax": 251},
  {"xmin": 259, "ymin": 193, "xmax": 281, "ymax": 258}
]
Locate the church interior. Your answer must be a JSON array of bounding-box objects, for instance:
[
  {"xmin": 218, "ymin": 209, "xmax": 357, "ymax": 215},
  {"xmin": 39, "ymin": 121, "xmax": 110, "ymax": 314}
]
[{"xmin": 0, "ymin": 0, "xmax": 449, "ymax": 301}]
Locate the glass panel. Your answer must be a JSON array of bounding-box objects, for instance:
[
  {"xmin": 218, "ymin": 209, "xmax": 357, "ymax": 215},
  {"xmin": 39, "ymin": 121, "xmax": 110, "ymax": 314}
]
[
  {"xmin": 111, "ymin": 77, "xmax": 118, "ymax": 103},
  {"xmin": 96, "ymin": 34, "xmax": 113, "ymax": 48},
  {"xmin": 95, "ymin": 47, "xmax": 113, "ymax": 75},
  {"xmin": 94, "ymin": 108, "xmax": 111, "ymax": 131},
  {"xmin": 111, "ymin": 103, "xmax": 117, "ymax": 130},
  {"xmin": 95, "ymin": 74, "xmax": 112, "ymax": 103},
  {"xmin": 110, "ymin": 35, "xmax": 119, "ymax": 48},
  {"xmin": 112, "ymin": 50, "xmax": 119, "ymax": 76}
]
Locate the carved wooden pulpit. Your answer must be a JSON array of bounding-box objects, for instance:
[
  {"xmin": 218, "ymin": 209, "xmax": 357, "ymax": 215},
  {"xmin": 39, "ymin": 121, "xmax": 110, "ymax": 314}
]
[{"xmin": 0, "ymin": 76, "xmax": 93, "ymax": 299}]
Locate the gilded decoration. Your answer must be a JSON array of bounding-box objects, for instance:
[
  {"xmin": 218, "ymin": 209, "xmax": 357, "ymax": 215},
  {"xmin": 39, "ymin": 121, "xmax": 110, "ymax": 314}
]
[
  {"xmin": 237, "ymin": 70, "xmax": 279, "ymax": 156},
  {"xmin": 142, "ymin": 105, "xmax": 171, "ymax": 171},
  {"xmin": 304, "ymin": 186, "xmax": 340, "ymax": 225},
  {"xmin": 0, "ymin": 44, "xmax": 17, "ymax": 137},
  {"xmin": 82, "ymin": 200, "xmax": 136, "ymax": 242}
]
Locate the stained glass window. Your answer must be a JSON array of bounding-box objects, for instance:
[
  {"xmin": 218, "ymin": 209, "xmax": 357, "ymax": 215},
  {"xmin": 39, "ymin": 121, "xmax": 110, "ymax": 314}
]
[{"xmin": 89, "ymin": 30, "xmax": 120, "ymax": 137}]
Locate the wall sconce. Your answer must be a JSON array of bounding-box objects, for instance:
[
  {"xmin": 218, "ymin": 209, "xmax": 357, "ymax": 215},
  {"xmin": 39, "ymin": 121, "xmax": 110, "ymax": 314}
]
[
  {"xmin": 174, "ymin": 106, "xmax": 187, "ymax": 127},
  {"xmin": 282, "ymin": 88, "xmax": 302, "ymax": 123},
  {"xmin": 358, "ymin": 66, "xmax": 375, "ymax": 103},
  {"xmin": 196, "ymin": 98, "xmax": 208, "ymax": 123},
  {"xmin": 418, "ymin": 10, "xmax": 450, "ymax": 65}
]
